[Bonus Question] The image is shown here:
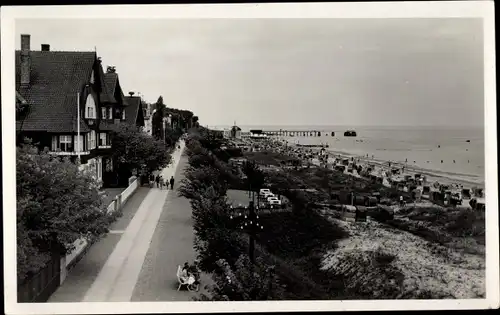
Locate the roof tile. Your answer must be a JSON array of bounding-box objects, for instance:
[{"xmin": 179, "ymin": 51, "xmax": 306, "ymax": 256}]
[{"xmin": 15, "ymin": 50, "xmax": 96, "ymax": 133}]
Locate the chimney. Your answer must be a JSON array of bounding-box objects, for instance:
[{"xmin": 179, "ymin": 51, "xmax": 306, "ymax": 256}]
[
  {"xmin": 41, "ymin": 44, "xmax": 50, "ymax": 51},
  {"xmin": 20, "ymin": 34, "xmax": 31, "ymax": 86},
  {"xmin": 129, "ymin": 91, "xmax": 135, "ymax": 97}
]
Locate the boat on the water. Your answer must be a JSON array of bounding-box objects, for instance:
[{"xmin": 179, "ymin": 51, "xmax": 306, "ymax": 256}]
[{"xmin": 344, "ymin": 130, "xmax": 357, "ymax": 137}]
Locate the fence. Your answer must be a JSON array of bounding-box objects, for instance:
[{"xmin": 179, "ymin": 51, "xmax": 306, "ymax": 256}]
[
  {"xmin": 106, "ymin": 176, "xmax": 139, "ymax": 215},
  {"xmin": 18, "ymin": 253, "xmax": 61, "ymax": 303},
  {"xmin": 121, "ymin": 176, "xmax": 138, "ymax": 204}
]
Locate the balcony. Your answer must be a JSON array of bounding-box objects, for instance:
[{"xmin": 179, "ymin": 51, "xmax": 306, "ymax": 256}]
[{"xmin": 49, "ymin": 150, "xmax": 90, "ymax": 156}]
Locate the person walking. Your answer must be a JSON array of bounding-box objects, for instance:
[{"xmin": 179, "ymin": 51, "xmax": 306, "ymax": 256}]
[
  {"xmin": 159, "ymin": 175, "xmax": 163, "ymax": 189},
  {"xmin": 169, "ymin": 176, "xmax": 175, "ymax": 190},
  {"xmin": 155, "ymin": 175, "xmax": 160, "ymax": 188},
  {"xmin": 149, "ymin": 173, "xmax": 154, "ymax": 188},
  {"xmin": 164, "ymin": 177, "xmax": 169, "ymax": 190}
]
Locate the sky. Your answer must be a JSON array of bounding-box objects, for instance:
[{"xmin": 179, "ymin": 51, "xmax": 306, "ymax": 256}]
[{"xmin": 15, "ymin": 18, "xmax": 484, "ymax": 127}]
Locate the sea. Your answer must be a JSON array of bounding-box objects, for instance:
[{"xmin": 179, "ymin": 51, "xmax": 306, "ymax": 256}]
[{"xmin": 210, "ymin": 125, "xmax": 485, "ymax": 185}]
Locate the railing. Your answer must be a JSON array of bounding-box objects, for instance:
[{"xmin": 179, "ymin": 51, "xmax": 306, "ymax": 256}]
[
  {"xmin": 105, "ymin": 176, "xmax": 138, "ymax": 215},
  {"xmin": 49, "ymin": 150, "xmax": 90, "ymax": 156},
  {"xmin": 121, "ymin": 176, "xmax": 138, "ymax": 204}
]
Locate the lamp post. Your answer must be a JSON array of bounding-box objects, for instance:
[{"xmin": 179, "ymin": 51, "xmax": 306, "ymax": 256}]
[{"xmin": 229, "ymin": 201, "xmax": 262, "ymax": 264}]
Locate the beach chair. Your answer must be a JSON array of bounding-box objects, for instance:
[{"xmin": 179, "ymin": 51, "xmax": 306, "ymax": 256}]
[{"xmin": 177, "ymin": 265, "xmax": 191, "ymax": 291}]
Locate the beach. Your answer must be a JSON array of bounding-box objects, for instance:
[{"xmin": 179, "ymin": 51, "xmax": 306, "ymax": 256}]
[
  {"xmin": 255, "ymin": 125, "xmax": 485, "ymax": 189},
  {"xmin": 213, "ymin": 125, "xmax": 485, "ymax": 190}
]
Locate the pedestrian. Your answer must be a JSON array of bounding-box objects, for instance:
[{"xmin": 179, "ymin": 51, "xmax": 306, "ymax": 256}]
[
  {"xmin": 155, "ymin": 175, "xmax": 160, "ymax": 188},
  {"xmin": 149, "ymin": 173, "xmax": 154, "ymax": 188},
  {"xmin": 163, "ymin": 177, "xmax": 168, "ymax": 190},
  {"xmin": 170, "ymin": 176, "xmax": 175, "ymax": 190},
  {"xmin": 159, "ymin": 176, "xmax": 163, "ymax": 189}
]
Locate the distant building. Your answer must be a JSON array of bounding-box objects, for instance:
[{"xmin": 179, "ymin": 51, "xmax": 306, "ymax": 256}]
[
  {"xmin": 230, "ymin": 125, "xmax": 242, "ymax": 139},
  {"xmin": 142, "ymin": 103, "xmax": 153, "ymax": 136}
]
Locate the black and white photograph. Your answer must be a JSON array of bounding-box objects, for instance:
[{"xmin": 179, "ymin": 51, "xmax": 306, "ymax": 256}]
[{"xmin": 2, "ymin": 2, "xmax": 498, "ymax": 314}]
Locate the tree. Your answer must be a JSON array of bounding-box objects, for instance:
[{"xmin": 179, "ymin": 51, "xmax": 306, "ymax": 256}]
[
  {"xmin": 164, "ymin": 125, "xmax": 184, "ymax": 148},
  {"xmin": 196, "ymin": 256, "xmax": 282, "ymax": 301},
  {"xmin": 17, "ymin": 143, "xmax": 115, "ymax": 281},
  {"xmin": 192, "ymin": 116, "xmax": 199, "ymax": 127},
  {"xmin": 111, "ymin": 123, "xmax": 171, "ymax": 176},
  {"xmin": 151, "ymin": 96, "xmax": 166, "ymax": 140},
  {"xmin": 242, "ymin": 161, "xmax": 266, "ymax": 197}
]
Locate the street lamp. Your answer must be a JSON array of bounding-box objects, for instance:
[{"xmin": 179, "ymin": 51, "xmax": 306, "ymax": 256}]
[{"xmin": 229, "ymin": 201, "xmax": 262, "ymax": 264}]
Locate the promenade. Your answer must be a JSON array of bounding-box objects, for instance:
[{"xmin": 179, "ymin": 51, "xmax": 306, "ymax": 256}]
[{"xmin": 49, "ymin": 140, "xmax": 209, "ymax": 302}]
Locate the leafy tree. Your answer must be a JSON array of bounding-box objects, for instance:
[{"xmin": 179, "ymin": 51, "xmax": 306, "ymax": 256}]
[
  {"xmin": 17, "ymin": 143, "xmax": 114, "ymax": 281},
  {"xmin": 111, "ymin": 123, "xmax": 171, "ymax": 176},
  {"xmin": 164, "ymin": 125, "xmax": 184, "ymax": 148},
  {"xmin": 197, "ymin": 256, "xmax": 283, "ymax": 301},
  {"xmin": 151, "ymin": 96, "xmax": 166, "ymax": 140},
  {"xmin": 192, "ymin": 116, "xmax": 199, "ymax": 127},
  {"xmin": 242, "ymin": 160, "xmax": 266, "ymax": 195}
]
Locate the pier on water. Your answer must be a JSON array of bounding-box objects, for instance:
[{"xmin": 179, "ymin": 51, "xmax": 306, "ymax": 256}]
[{"xmin": 254, "ymin": 130, "xmax": 338, "ymax": 137}]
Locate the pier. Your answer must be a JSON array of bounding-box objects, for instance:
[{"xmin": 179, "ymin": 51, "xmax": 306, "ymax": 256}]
[{"xmin": 252, "ymin": 129, "xmax": 336, "ymax": 137}]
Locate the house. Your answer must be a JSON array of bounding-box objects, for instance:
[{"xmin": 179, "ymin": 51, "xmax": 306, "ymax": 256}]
[
  {"xmin": 15, "ymin": 34, "xmax": 117, "ymax": 187},
  {"xmin": 94, "ymin": 66, "xmax": 131, "ymax": 187},
  {"xmin": 123, "ymin": 92, "xmax": 146, "ymax": 130},
  {"xmin": 230, "ymin": 125, "xmax": 242, "ymax": 139},
  {"xmin": 142, "ymin": 103, "xmax": 153, "ymax": 136}
]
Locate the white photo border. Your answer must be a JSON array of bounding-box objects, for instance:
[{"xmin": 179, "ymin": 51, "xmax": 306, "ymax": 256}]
[{"xmin": 2, "ymin": 2, "xmax": 498, "ymax": 314}]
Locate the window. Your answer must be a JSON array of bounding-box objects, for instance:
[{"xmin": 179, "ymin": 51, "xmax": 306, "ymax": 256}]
[
  {"xmin": 122, "ymin": 110, "xmax": 126, "ymax": 120},
  {"xmin": 51, "ymin": 135, "xmax": 58, "ymax": 151},
  {"xmin": 59, "ymin": 135, "xmax": 73, "ymax": 152},
  {"xmin": 99, "ymin": 133, "xmax": 107, "ymax": 146},
  {"xmin": 102, "ymin": 108, "xmax": 107, "ymax": 119},
  {"xmin": 90, "ymin": 130, "xmax": 96, "ymax": 149},
  {"xmin": 90, "ymin": 70, "xmax": 95, "ymax": 84},
  {"xmin": 108, "ymin": 108, "xmax": 113, "ymax": 119},
  {"xmin": 86, "ymin": 131, "xmax": 96, "ymax": 150},
  {"xmin": 84, "ymin": 94, "xmax": 97, "ymax": 119},
  {"xmin": 73, "ymin": 135, "xmax": 84, "ymax": 152}
]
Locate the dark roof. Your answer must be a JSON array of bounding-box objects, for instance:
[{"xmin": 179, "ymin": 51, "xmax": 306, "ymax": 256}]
[
  {"xmin": 99, "ymin": 67, "xmax": 116, "ymax": 104},
  {"xmin": 103, "ymin": 72, "xmax": 128, "ymax": 106},
  {"xmin": 16, "ymin": 51, "xmax": 96, "ymax": 133},
  {"xmin": 104, "ymin": 73, "xmax": 118, "ymax": 96},
  {"xmin": 232, "ymin": 125, "xmax": 242, "ymax": 131},
  {"xmin": 123, "ymin": 96, "xmax": 145, "ymax": 127}
]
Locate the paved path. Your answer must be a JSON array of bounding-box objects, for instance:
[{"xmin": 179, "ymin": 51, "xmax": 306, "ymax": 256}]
[
  {"xmin": 49, "ymin": 141, "xmax": 206, "ymax": 302},
  {"xmin": 130, "ymin": 152, "xmax": 213, "ymax": 301},
  {"xmin": 48, "ymin": 187, "xmax": 150, "ymax": 302}
]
